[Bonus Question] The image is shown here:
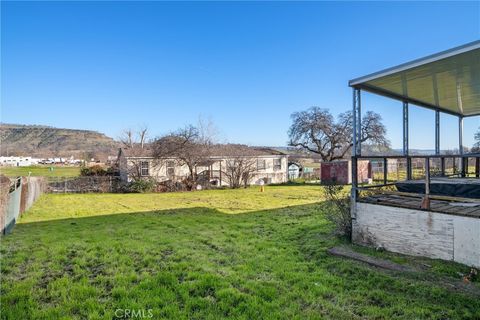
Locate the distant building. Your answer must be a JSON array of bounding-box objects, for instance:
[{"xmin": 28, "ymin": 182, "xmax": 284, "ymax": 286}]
[
  {"xmin": 320, "ymin": 160, "xmax": 371, "ymax": 185},
  {"xmin": 0, "ymin": 156, "xmax": 40, "ymax": 167},
  {"xmin": 288, "ymin": 163, "xmax": 301, "ymax": 179},
  {"xmin": 116, "ymin": 145, "xmax": 288, "ymax": 186}
]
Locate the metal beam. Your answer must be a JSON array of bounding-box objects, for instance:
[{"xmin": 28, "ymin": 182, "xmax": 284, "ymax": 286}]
[
  {"xmin": 432, "ymin": 65, "xmax": 441, "ymax": 155},
  {"xmin": 383, "ymin": 157, "xmax": 388, "ymax": 185},
  {"xmin": 435, "ymin": 111, "xmax": 440, "ymax": 155},
  {"xmin": 352, "ymin": 88, "xmax": 358, "ymax": 157},
  {"xmin": 352, "ymin": 83, "xmax": 479, "ymax": 117},
  {"xmin": 421, "ymin": 157, "xmax": 431, "ymax": 210},
  {"xmin": 459, "ymin": 116, "xmax": 465, "ymax": 176},
  {"xmin": 403, "ymin": 102, "xmax": 409, "ymax": 156},
  {"xmin": 356, "ymin": 89, "xmax": 362, "ymax": 156},
  {"xmin": 351, "ymin": 88, "xmax": 360, "ymax": 216},
  {"xmin": 476, "ymin": 157, "xmax": 480, "ymax": 178},
  {"xmin": 403, "ymin": 101, "xmax": 412, "ymax": 180},
  {"xmin": 459, "ymin": 116, "xmax": 464, "ymax": 155},
  {"xmin": 349, "ymin": 40, "xmax": 480, "ymax": 86}
]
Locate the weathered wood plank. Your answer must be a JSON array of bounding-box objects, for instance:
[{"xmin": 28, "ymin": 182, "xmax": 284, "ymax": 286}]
[{"xmin": 359, "ymin": 194, "xmax": 480, "ymax": 218}]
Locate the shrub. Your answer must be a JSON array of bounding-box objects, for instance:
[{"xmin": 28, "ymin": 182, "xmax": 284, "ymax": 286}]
[
  {"xmin": 128, "ymin": 178, "xmax": 156, "ymax": 193},
  {"xmin": 157, "ymin": 180, "xmax": 188, "ymax": 192},
  {"xmin": 321, "ymin": 183, "xmax": 352, "ymax": 240},
  {"xmin": 80, "ymin": 165, "xmax": 108, "ymax": 176},
  {"xmin": 80, "ymin": 165, "xmax": 118, "ymax": 177},
  {"xmin": 289, "ymin": 177, "xmax": 306, "ymax": 184}
]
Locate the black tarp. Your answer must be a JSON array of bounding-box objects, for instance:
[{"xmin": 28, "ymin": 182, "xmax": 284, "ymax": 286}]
[{"xmin": 395, "ymin": 178, "xmax": 480, "ymax": 199}]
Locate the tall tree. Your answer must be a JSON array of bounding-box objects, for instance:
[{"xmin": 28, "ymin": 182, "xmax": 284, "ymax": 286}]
[
  {"xmin": 473, "ymin": 127, "xmax": 480, "ymax": 152},
  {"xmin": 288, "ymin": 107, "xmax": 389, "ymax": 161}
]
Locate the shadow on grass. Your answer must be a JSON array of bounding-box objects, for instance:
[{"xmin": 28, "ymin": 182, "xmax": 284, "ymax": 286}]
[
  {"xmin": 3, "ymin": 201, "xmax": 480, "ymax": 319},
  {"xmin": 2, "ymin": 202, "xmax": 337, "ymax": 319},
  {"xmin": 10, "ymin": 202, "xmax": 328, "ymax": 245}
]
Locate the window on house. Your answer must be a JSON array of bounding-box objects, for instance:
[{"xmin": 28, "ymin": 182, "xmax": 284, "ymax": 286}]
[
  {"xmin": 227, "ymin": 160, "xmax": 237, "ymax": 168},
  {"xmin": 167, "ymin": 161, "xmax": 175, "ymax": 177},
  {"xmin": 257, "ymin": 159, "xmax": 266, "ymax": 170},
  {"xmin": 140, "ymin": 161, "xmax": 149, "ymax": 176},
  {"xmin": 273, "ymin": 158, "xmax": 282, "ymax": 170}
]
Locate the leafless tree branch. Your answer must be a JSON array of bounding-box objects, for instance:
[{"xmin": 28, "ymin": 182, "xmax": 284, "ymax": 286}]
[{"xmin": 288, "ymin": 107, "xmax": 390, "ymax": 161}]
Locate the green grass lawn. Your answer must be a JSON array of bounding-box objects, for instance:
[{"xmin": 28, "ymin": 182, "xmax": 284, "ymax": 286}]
[
  {"xmin": 1, "ymin": 186, "xmax": 478, "ymax": 319},
  {"xmin": 0, "ymin": 165, "xmax": 81, "ymax": 178}
]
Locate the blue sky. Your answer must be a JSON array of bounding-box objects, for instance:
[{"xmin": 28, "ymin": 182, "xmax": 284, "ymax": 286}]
[{"xmin": 2, "ymin": 1, "xmax": 479, "ymax": 149}]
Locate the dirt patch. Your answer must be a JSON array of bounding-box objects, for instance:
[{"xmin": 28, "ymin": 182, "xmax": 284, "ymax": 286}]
[{"xmin": 328, "ymin": 246, "xmax": 415, "ymax": 272}]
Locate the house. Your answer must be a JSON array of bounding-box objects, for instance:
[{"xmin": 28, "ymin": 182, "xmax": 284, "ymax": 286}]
[
  {"xmin": 349, "ymin": 41, "xmax": 480, "ymax": 268},
  {"xmin": 116, "ymin": 144, "xmax": 288, "ymax": 186}
]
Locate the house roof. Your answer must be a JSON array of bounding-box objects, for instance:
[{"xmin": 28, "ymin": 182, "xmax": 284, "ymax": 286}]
[
  {"xmin": 210, "ymin": 144, "xmax": 286, "ymax": 157},
  {"xmin": 119, "ymin": 144, "xmax": 286, "ymax": 159},
  {"xmin": 349, "ymin": 40, "xmax": 480, "ymax": 117},
  {"xmin": 118, "ymin": 147, "xmax": 154, "ymax": 158}
]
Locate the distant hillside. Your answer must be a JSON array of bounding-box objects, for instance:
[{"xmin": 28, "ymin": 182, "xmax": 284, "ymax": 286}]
[{"xmin": 0, "ymin": 124, "xmax": 120, "ymax": 160}]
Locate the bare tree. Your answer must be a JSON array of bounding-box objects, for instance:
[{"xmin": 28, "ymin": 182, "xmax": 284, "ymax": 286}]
[
  {"xmin": 215, "ymin": 144, "xmax": 260, "ymax": 189},
  {"xmin": 138, "ymin": 126, "xmax": 148, "ymax": 149},
  {"xmin": 473, "ymin": 127, "xmax": 480, "ymax": 152},
  {"xmin": 197, "ymin": 116, "xmax": 219, "ymax": 145},
  {"xmin": 222, "ymin": 157, "xmax": 257, "ymax": 188},
  {"xmin": 120, "ymin": 129, "xmax": 135, "ymax": 149},
  {"xmin": 288, "ymin": 107, "xmax": 389, "ymax": 161},
  {"xmin": 118, "ymin": 127, "xmax": 153, "ymax": 181},
  {"xmin": 152, "ymin": 125, "xmax": 213, "ymax": 189},
  {"xmin": 120, "ymin": 127, "xmax": 149, "ymax": 149}
]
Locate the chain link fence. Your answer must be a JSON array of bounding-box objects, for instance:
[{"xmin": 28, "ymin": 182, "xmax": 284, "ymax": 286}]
[{"xmin": 47, "ymin": 176, "xmax": 123, "ymax": 193}]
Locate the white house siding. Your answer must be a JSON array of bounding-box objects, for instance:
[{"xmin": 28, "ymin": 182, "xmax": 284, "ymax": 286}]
[
  {"xmin": 121, "ymin": 155, "xmax": 288, "ymax": 186},
  {"xmin": 0, "ymin": 156, "xmax": 35, "ymax": 167},
  {"xmin": 352, "ymin": 202, "xmax": 480, "ymax": 268}
]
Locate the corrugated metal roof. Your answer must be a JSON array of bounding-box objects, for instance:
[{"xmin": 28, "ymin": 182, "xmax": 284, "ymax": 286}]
[{"xmin": 349, "ymin": 41, "xmax": 480, "ymax": 117}]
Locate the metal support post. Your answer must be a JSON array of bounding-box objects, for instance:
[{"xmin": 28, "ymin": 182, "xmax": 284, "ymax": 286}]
[
  {"xmin": 475, "ymin": 157, "xmax": 479, "ymax": 178},
  {"xmin": 351, "ymin": 88, "xmax": 361, "ymax": 221},
  {"xmin": 403, "ymin": 101, "xmax": 411, "ymax": 180},
  {"xmin": 383, "ymin": 157, "xmax": 388, "ymax": 185},
  {"xmin": 440, "ymin": 157, "xmax": 445, "ymax": 176},
  {"xmin": 435, "ymin": 111, "xmax": 440, "ymax": 155},
  {"xmin": 356, "ymin": 89, "xmax": 362, "ymax": 156},
  {"xmin": 459, "ymin": 116, "xmax": 465, "ymax": 177},
  {"xmin": 421, "ymin": 157, "xmax": 431, "ymax": 210}
]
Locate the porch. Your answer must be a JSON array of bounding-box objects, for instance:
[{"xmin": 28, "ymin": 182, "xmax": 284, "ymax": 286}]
[{"xmin": 349, "ymin": 41, "xmax": 480, "ymax": 267}]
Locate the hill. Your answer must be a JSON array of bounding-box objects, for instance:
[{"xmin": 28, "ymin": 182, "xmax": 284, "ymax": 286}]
[{"xmin": 0, "ymin": 124, "xmax": 120, "ymax": 160}]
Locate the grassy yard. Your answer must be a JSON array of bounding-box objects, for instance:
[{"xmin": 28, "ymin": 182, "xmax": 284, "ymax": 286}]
[
  {"xmin": 1, "ymin": 186, "xmax": 478, "ymax": 319},
  {"xmin": 0, "ymin": 165, "xmax": 81, "ymax": 178}
]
